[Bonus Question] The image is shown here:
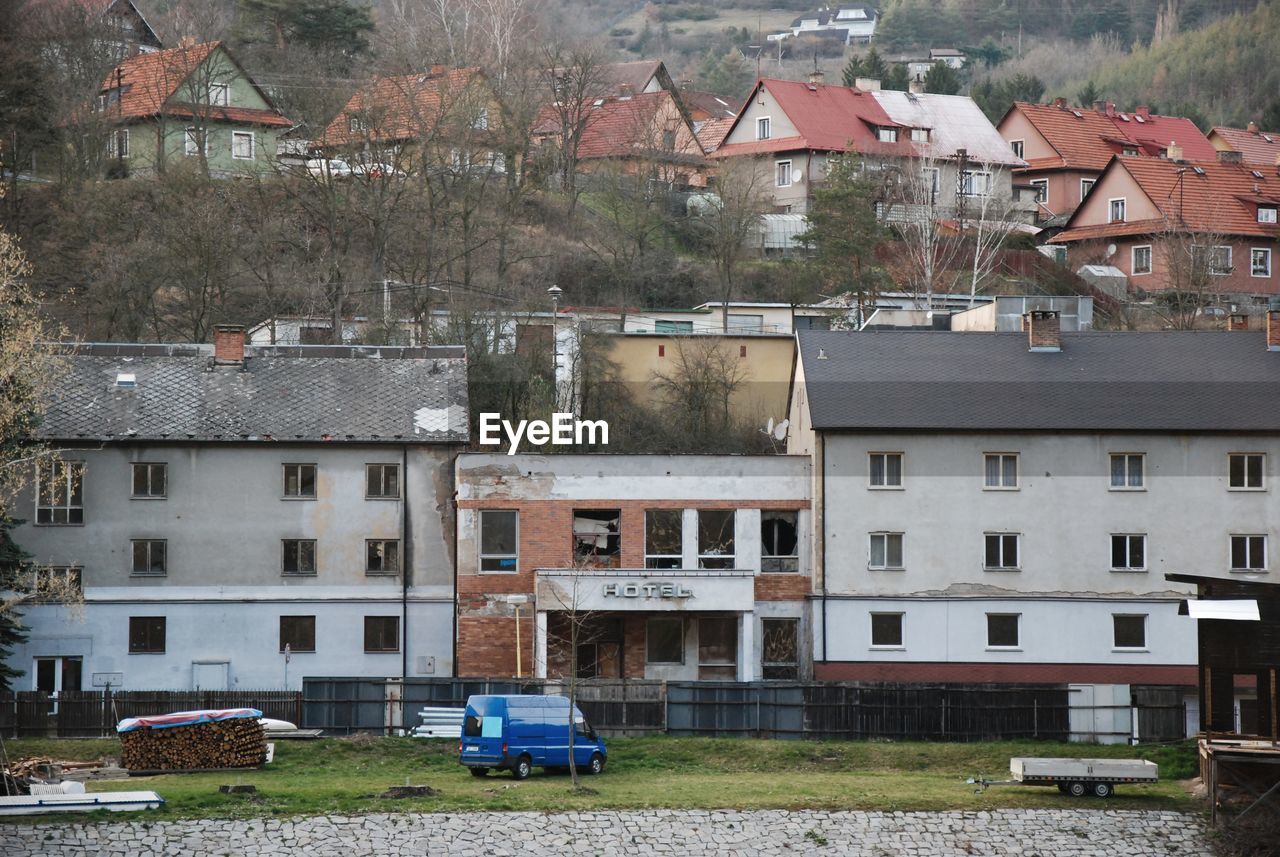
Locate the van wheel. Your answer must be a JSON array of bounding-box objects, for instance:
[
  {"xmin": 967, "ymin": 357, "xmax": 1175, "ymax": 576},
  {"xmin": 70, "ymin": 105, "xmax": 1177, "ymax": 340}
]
[
  {"xmin": 588, "ymin": 752, "xmax": 604, "ymax": 775},
  {"xmin": 1092, "ymin": 782, "xmax": 1113, "ymax": 798},
  {"xmin": 469, "ymin": 767, "xmax": 489, "ymax": 777},
  {"xmin": 1068, "ymin": 781, "xmax": 1087, "ymax": 798},
  {"xmin": 512, "ymin": 755, "xmax": 532, "ymax": 780}
]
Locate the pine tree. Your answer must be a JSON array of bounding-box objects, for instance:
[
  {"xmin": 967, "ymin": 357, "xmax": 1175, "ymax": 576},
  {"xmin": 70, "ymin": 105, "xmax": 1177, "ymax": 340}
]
[
  {"xmin": 923, "ymin": 62, "xmax": 961, "ymax": 96},
  {"xmin": 883, "ymin": 63, "xmax": 911, "ymax": 92},
  {"xmin": 1077, "ymin": 80, "xmax": 1101, "ymax": 108},
  {"xmin": 0, "ymin": 518, "xmax": 31, "ymax": 692},
  {"xmin": 863, "ymin": 47, "xmax": 888, "ymax": 79},
  {"xmin": 841, "ymin": 53, "xmax": 865, "ymax": 87}
]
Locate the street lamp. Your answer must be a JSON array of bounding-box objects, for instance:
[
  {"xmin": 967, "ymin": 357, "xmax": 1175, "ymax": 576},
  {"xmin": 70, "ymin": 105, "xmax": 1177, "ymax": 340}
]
[
  {"xmin": 507, "ymin": 594, "xmax": 530, "ymax": 678},
  {"xmin": 547, "ymin": 284, "xmax": 563, "ymax": 398}
]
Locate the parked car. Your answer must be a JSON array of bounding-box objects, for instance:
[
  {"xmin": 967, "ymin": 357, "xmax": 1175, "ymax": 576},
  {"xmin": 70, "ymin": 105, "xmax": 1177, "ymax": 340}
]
[
  {"xmin": 302, "ymin": 157, "xmax": 352, "ymax": 179},
  {"xmin": 459, "ymin": 694, "xmax": 606, "ymax": 779},
  {"xmin": 350, "ymin": 161, "xmax": 405, "ymax": 178}
]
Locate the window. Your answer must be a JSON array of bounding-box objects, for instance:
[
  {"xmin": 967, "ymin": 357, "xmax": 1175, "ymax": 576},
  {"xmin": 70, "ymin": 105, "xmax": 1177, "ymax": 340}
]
[
  {"xmin": 363, "ymin": 616, "xmax": 400, "ymax": 652},
  {"xmin": 348, "ymin": 116, "xmax": 367, "ymax": 133},
  {"xmin": 366, "ymin": 539, "xmax": 400, "ymax": 574},
  {"xmin": 106, "ymin": 128, "xmax": 129, "ymax": 159},
  {"xmin": 34, "ymin": 656, "xmax": 81, "ymax": 693},
  {"xmin": 878, "ymin": 127, "xmax": 898, "ymax": 143},
  {"xmin": 1029, "ymin": 179, "xmax": 1047, "ymax": 203},
  {"xmin": 30, "ymin": 567, "xmax": 82, "ymax": 602},
  {"xmin": 697, "ymin": 509, "xmax": 735, "ymax": 569},
  {"xmin": 474, "ymin": 107, "xmax": 489, "ymax": 130},
  {"xmin": 1009, "ymin": 140, "xmax": 1024, "ymax": 158},
  {"xmin": 1231, "ymin": 535, "xmax": 1267, "ymax": 571},
  {"xmin": 646, "ymin": 617, "xmax": 683, "ymax": 663},
  {"xmin": 1208, "ymin": 245, "xmax": 1233, "ymax": 275},
  {"xmin": 756, "ymin": 117, "xmax": 770, "ymax": 140},
  {"xmin": 36, "ymin": 460, "xmax": 84, "ymax": 525},
  {"xmin": 776, "ymin": 160, "xmax": 792, "ymax": 187},
  {"xmin": 283, "ymin": 463, "xmax": 316, "ymax": 498},
  {"xmin": 231, "ymin": 131, "xmax": 255, "ymax": 160},
  {"xmin": 1111, "ymin": 534, "xmax": 1147, "ymax": 570},
  {"xmin": 479, "ymin": 510, "xmax": 518, "ymax": 572},
  {"xmin": 572, "ymin": 509, "xmax": 621, "ymax": 566},
  {"xmin": 366, "ymin": 463, "xmax": 400, "ymax": 498},
  {"xmin": 761, "ymin": 511, "xmax": 799, "ymax": 572},
  {"xmin": 959, "ymin": 170, "xmax": 991, "ymax": 197},
  {"xmin": 923, "ymin": 167, "xmax": 940, "ymax": 196},
  {"xmin": 1230, "ymin": 454, "xmax": 1265, "ymax": 490},
  {"xmin": 282, "ymin": 539, "xmax": 317, "ymax": 575},
  {"xmin": 869, "ymin": 532, "xmax": 904, "ymax": 570},
  {"xmin": 911, "ymin": 128, "xmax": 930, "ymax": 143},
  {"xmin": 1112, "ymin": 614, "xmax": 1146, "ymax": 649},
  {"xmin": 761, "ymin": 618, "xmax": 799, "ymax": 679},
  {"xmin": 128, "ymin": 616, "xmax": 166, "ymax": 653},
  {"xmin": 1132, "ymin": 245, "xmax": 1152, "ymax": 275},
  {"xmin": 184, "ymin": 127, "xmax": 205, "ymax": 156},
  {"xmin": 645, "ymin": 509, "xmax": 682, "ymax": 569},
  {"xmin": 131, "ymin": 463, "xmax": 166, "ymax": 498},
  {"xmin": 1108, "ymin": 198, "xmax": 1126, "ymax": 223},
  {"xmin": 1110, "ymin": 453, "xmax": 1144, "ymax": 490},
  {"xmin": 207, "ymin": 83, "xmax": 229, "ymax": 105},
  {"xmin": 698, "ymin": 616, "xmax": 737, "ymax": 679},
  {"xmin": 986, "ymin": 613, "xmax": 1020, "ymax": 648},
  {"xmin": 279, "ymin": 615, "xmax": 316, "ymax": 652},
  {"xmin": 1259, "ymin": 206, "xmax": 1277, "ymax": 224},
  {"xmin": 662, "ymin": 129, "xmax": 676, "ymax": 150},
  {"xmin": 131, "ymin": 539, "xmax": 167, "ymax": 575},
  {"xmin": 984, "ymin": 533, "xmax": 1019, "ymax": 570},
  {"xmin": 984, "ymin": 453, "xmax": 1018, "ymax": 490},
  {"xmin": 1080, "ymin": 178, "xmax": 1095, "ymax": 201},
  {"xmin": 869, "ymin": 452, "xmax": 903, "ymax": 488},
  {"xmin": 870, "ymin": 612, "xmax": 903, "ymax": 647},
  {"xmin": 1252, "ymin": 248, "xmax": 1272, "ymax": 278}
]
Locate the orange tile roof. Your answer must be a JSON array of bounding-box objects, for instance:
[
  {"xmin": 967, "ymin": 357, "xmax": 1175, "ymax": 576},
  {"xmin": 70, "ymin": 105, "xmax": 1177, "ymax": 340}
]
[
  {"xmin": 534, "ymin": 91, "xmax": 704, "ymax": 161},
  {"xmin": 695, "ymin": 116, "xmax": 735, "ymax": 152},
  {"xmin": 1056, "ymin": 157, "xmax": 1280, "ymax": 242},
  {"xmin": 318, "ymin": 68, "xmax": 484, "ymax": 147},
  {"xmin": 1212, "ymin": 125, "xmax": 1280, "ymax": 168},
  {"xmin": 1010, "ymin": 101, "xmax": 1216, "ymax": 171},
  {"xmin": 99, "ymin": 41, "xmax": 291, "ymax": 127}
]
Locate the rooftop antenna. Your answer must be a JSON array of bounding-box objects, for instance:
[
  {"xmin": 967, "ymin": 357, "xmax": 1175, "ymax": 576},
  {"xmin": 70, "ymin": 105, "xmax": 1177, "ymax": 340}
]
[{"xmin": 756, "ymin": 15, "xmax": 762, "ymax": 79}]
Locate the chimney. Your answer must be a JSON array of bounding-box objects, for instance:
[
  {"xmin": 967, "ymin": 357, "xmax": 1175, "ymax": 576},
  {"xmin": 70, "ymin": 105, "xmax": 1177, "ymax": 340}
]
[
  {"xmin": 1248, "ymin": 120, "xmax": 1260, "ymax": 134},
  {"xmin": 908, "ymin": 77, "xmax": 925, "ymax": 95},
  {"xmin": 430, "ymin": 64, "xmax": 446, "ymax": 76},
  {"xmin": 1052, "ymin": 97, "xmax": 1066, "ymax": 109},
  {"xmin": 1229, "ymin": 313, "xmax": 1249, "ymax": 331},
  {"xmin": 1166, "ymin": 140, "xmax": 1183, "ymax": 162},
  {"xmin": 1218, "ymin": 150, "xmax": 1243, "ymax": 164},
  {"xmin": 809, "ymin": 69, "xmax": 825, "ymax": 87},
  {"xmin": 213, "ymin": 324, "xmax": 246, "ymax": 365},
  {"xmin": 1025, "ymin": 310, "xmax": 1061, "ymax": 352},
  {"xmin": 1268, "ymin": 298, "xmax": 1280, "ymax": 351},
  {"xmin": 1135, "ymin": 105, "xmax": 1150, "ymax": 120},
  {"xmin": 1105, "ymin": 101, "xmax": 1116, "ymax": 116},
  {"xmin": 855, "ymin": 76, "xmax": 880, "ymax": 92},
  {"xmin": 1092, "ymin": 100, "xmax": 1105, "ymax": 113}
]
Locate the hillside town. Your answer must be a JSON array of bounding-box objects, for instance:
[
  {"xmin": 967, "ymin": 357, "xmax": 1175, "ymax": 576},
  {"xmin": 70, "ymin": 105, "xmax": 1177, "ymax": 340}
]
[{"xmin": 1, "ymin": 0, "xmax": 1279, "ymax": 854}]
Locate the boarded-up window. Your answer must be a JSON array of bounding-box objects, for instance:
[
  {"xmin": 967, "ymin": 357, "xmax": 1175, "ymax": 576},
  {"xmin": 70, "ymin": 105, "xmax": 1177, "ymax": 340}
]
[{"xmin": 761, "ymin": 618, "xmax": 799, "ymax": 679}]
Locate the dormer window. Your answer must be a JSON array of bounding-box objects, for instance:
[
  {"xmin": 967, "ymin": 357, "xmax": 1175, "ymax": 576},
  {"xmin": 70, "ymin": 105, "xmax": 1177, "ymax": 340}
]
[
  {"xmin": 878, "ymin": 127, "xmax": 898, "ymax": 143},
  {"xmin": 1122, "ymin": 147, "xmax": 1138, "ymax": 156},
  {"xmin": 910, "ymin": 128, "xmax": 930, "ymax": 143},
  {"xmin": 1109, "ymin": 198, "xmax": 1126, "ymax": 223},
  {"xmin": 1260, "ymin": 206, "xmax": 1278, "ymax": 224}
]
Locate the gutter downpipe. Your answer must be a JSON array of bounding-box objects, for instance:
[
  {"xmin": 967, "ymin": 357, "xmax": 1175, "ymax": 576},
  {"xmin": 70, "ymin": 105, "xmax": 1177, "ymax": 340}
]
[
  {"xmin": 401, "ymin": 444, "xmax": 410, "ymax": 684},
  {"xmin": 819, "ymin": 431, "xmax": 828, "ymax": 665}
]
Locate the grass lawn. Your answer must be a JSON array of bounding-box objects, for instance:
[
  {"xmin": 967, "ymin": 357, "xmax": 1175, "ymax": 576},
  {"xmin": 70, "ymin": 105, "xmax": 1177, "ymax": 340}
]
[{"xmin": 0, "ymin": 736, "xmax": 1203, "ymax": 823}]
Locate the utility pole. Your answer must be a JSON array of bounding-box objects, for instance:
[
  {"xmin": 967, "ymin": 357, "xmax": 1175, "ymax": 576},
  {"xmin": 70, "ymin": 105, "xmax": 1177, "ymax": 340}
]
[{"xmin": 547, "ymin": 284, "xmax": 562, "ymax": 407}]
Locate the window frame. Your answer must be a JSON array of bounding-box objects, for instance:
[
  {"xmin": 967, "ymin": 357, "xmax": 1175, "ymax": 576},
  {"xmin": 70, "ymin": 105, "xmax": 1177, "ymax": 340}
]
[
  {"xmin": 1229, "ymin": 453, "xmax": 1266, "ymax": 491},
  {"xmin": 29, "ymin": 566, "xmax": 82, "ymax": 602},
  {"xmin": 868, "ymin": 452, "xmax": 903, "ymax": 489},
  {"xmin": 868, "ymin": 531, "xmax": 904, "ymax": 571},
  {"xmin": 983, "ymin": 453, "xmax": 1019, "ymax": 490},
  {"xmin": 760, "ymin": 617, "xmax": 800, "ymax": 679},
  {"xmin": 1208, "ymin": 245, "xmax": 1233, "ymax": 275},
  {"xmin": 1109, "ymin": 453, "xmax": 1146, "ymax": 491},
  {"xmin": 128, "ymin": 616, "xmax": 166, "ymax": 654},
  {"xmin": 1080, "ymin": 178, "xmax": 1096, "ymax": 201},
  {"xmin": 130, "ymin": 539, "xmax": 168, "ymax": 576},
  {"xmin": 760, "ymin": 510, "xmax": 800, "ymax": 573},
  {"xmin": 207, "ymin": 82, "xmax": 229, "ymax": 106},
  {"xmin": 1230, "ymin": 534, "xmax": 1267, "ymax": 571},
  {"xmin": 877, "ymin": 126, "xmax": 898, "ymax": 144},
  {"xmin": 775, "ymin": 159, "xmax": 792, "ymax": 188},
  {"xmin": 130, "ymin": 462, "xmax": 167, "ymax": 499},
  {"xmin": 365, "ymin": 463, "xmax": 401, "ymax": 499},
  {"xmin": 985, "ymin": 612, "xmax": 1021, "ymax": 650},
  {"xmin": 959, "ymin": 169, "xmax": 991, "ymax": 197},
  {"xmin": 282, "ymin": 538, "xmax": 318, "ymax": 576},
  {"xmin": 478, "ymin": 509, "xmax": 519, "ymax": 573},
  {"xmin": 645, "ymin": 616, "xmax": 684, "ymax": 664},
  {"xmin": 279, "ymin": 615, "xmax": 316, "ymax": 653},
  {"xmin": 1028, "ymin": 179, "xmax": 1047, "ymax": 204},
  {"xmin": 1009, "ymin": 139, "xmax": 1024, "ymax": 158},
  {"xmin": 1108, "ymin": 197, "xmax": 1126, "ymax": 223},
  {"xmin": 644, "ymin": 509, "xmax": 683, "ymax": 569},
  {"xmin": 696, "ymin": 509, "xmax": 736, "ymax": 569},
  {"xmin": 1259, "ymin": 206, "xmax": 1278, "ymax": 224},
  {"xmin": 572, "ymin": 509, "xmax": 622, "ymax": 567},
  {"xmin": 1132, "ymin": 244, "xmax": 1153, "ymax": 276},
  {"xmin": 365, "ymin": 539, "xmax": 401, "ymax": 575},
  {"xmin": 756, "ymin": 116, "xmax": 771, "ymax": 140},
  {"xmin": 983, "ymin": 532, "xmax": 1020, "ymax": 571},
  {"xmin": 36, "ymin": 460, "xmax": 85, "ymax": 526},
  {"xmin": 869, "ymin": 612, "xmax": 904, "ymax": 649},
  {"xmin": 1251, "ymin": 247, "xmax": 1272, "ymax": 278},
  {"xmin": 1110, "ymin": 533, "xmax": 1147, "ymax": 571},
  {"xmin": 282, "ymin": 463, "xmax": 317, "ymax": 499},
  {"xmin": 363, "ymin": 615, "xmax": 401, "ymax": 653},
  {"xmin": 184, "ymin": 127, "xmax": 205, "ymax": 157},
  {"xmin": 231, "ymin": 130, "xmax": 255, "ymax": 161},
  {"xmin": 910, "ymin": 127, "xmax": 930, "ymax": 143},
  {"xmin": 1112, "ymin": 613, "xmax": 1147, "ymax": 651}
]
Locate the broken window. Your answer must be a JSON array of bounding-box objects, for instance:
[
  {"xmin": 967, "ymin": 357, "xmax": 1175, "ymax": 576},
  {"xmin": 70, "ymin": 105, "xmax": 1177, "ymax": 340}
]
[
  {"xmin": 697, "ymin": 510, "xmax": 735, "ymax": 569},
  {"xmin": 645, "ymin": 509, "xmax": 682, "ymax": 569},
  {"xmin": 761, "ymin": 618, "xmax": 799, "ymax": 679},
  {"xmin": 761, "ymin": 511, "xmax": 799, "ymax": 572},
  {"xmin": 573, "ymin": 509, "xmax": 621, "ymax": 567},
  {"xmin": 366, "ymin": 539, "xmax": 400, "ymax": 574}
]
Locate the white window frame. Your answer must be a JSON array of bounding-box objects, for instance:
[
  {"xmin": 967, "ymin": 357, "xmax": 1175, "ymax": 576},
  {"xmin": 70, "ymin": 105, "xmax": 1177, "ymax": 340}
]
[
  {"xmin": 1132, "ymin": 244, "xmax": 1153, "ymax": 276},
  {"xmin": 1108, "ymin": 197, "xmax": 1126, "ymax": 223},
  {"xmin": 1259, "ymin": 206, "xmax": 1277, "ymax": 224},
  {"xmin": 910, "ymin": 128, "xmax": 929, "ymax": 143},
  {"xmin": 207, "ymin": 82, "xmax": 229, "ymax": 106},
  {"xmin": 1029, "ymin": 179, "xmax": 1047, "ymax": 204},
  {"xmin": 877, "ymin": 127, "xmax": 898, "ymax": 144},
  {"xmin": 184, "ymin": 127, "xmax": 205, "ymax": 157},
  {"xmin": 868, "ymin": 452, "xmax": 903, "ymax": 489},
  {"xmin": 1230, "ymin": 534, "xmax": 1267, "ymax": 572},
  {"xmin": 1251, "ymin": 247, "xmax": 1272, "ymax": 278},
  {"xmin": 983, "ymin": 453, "xmax": 1019, "ymax": 490},
  {"xmin": 36, "ymin": 460, "xmax": 84, "ymax": 526},
  {"xmin": 105, "ymin": 128, "xmax": 130, "ymax": 159},
  {"xmin": 1229, "ymin": 453, "xmax": 1266, "ymax": 491},
  {"xmin": 231, "ymin": 130, "xmax": 255, "ymax": 161},
  {"xmin": 1009, "ymin": 139, "xmax": 1024, "ymax": 159},
  {"xmin": 775, "ymin": 159, "xmax": 792, "ymax": 188},
  {"xmin": 1111, "ymin": 613, "xmax": 1148, "ymax": 651},
  {"xmin": 1109, "ymin": 453, "xmax": 1145, "ymax": 491},
  {"xmin": 1080, "ymin": 178, "xmax": 1096, "ymax": 201},
  {"xmin": 868, "ymin": 532, "xmax": 904, "ymax": 571},
  {"xmin": 983, "ymin": 533, "xmax": 1020, "ymax": 571},
  {"xmin": 1110, "ymin": 533, "xmax": 1147, "ymax": 571},
  {"xmin": 869, "ymin": 612, "xmax": 904, "ymax": 649},
  {"xmin": 1208, "ymin": 245, "xmax": 1233, "ymax": 275},
  {"xmin": 756, "ymin": 116, "xmax": 771, "ymax": 140},
  {"xmin": 479, "ymin": 509, "xmax": 519, "ymax": 573},
  {"xmin": 960, "ymin": 169, "xmax": 991, "ymax": 197},
  {"xmin": 985, "ymin": 613, "xmax": 1021, "ymax": 650}
]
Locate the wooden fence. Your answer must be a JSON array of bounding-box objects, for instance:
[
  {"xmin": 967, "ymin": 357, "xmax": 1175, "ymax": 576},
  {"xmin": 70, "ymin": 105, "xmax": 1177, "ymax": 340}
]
[{"xmin": 0, "ymin": 690, "xmax": 302, "ymax": 738}]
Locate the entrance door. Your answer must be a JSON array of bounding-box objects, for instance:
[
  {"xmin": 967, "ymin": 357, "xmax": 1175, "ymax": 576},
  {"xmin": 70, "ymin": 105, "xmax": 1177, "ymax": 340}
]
[
  {"xmin": 34, "ymin": 657, "xmax": 83, "ymax": 692},
  {"xmin": 698, "ymin": 617, "xmax": 737, "ymax": 680},
  {"xmin": 192, "ymin": 661, "xmax": 229, "ymax": 691}
]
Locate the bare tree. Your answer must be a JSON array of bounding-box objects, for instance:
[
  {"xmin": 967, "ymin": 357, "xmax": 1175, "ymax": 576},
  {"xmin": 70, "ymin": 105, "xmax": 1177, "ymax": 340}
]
[
  {"xmin": 538, "ymin": 43, "xmax": 609, "ymax": 220},
  {"xmin": 687, "ymin": 157, "xmax": 769, "ymax": 331},
  {"xmin": 884, "ymin": 154, "xmax": 967, "ymax": 308},
  {"xmin": 1146, "ymin": 216, "xmax": 1235, "ymax": 330},
  {"xmin": 956, "ymin": 161, "xmax": 1029, "ymax": 304}
]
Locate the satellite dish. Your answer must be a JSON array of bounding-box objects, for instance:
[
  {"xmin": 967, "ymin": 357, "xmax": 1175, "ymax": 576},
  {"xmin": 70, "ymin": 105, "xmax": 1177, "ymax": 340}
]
[
  {"xmin": 1105, "ymin": 243, "xmax": 1117, "ymax": 258},
  {"xmin": 765, "ymin": 417, "xmax": 775, "ymax": 436},
  {"xmin": 773, "ymin": 419, "xmax": 789, "ymax": 441}
]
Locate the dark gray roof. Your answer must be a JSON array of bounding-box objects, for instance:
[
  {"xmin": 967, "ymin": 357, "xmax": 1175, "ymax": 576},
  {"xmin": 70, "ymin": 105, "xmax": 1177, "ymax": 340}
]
[
  {"xmin": 797, "ymin": 329, "xmax": 1280, "ymax": 432},
  {"xmin": 39, "ymin": 344, "xmax": 469, "ymax": 443}
]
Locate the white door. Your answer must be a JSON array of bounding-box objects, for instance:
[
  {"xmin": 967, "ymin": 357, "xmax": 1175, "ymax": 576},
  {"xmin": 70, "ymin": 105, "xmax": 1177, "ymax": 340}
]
[{"xmin": 192, "ymin": 661, "xmax": 229, "ymax": 691}]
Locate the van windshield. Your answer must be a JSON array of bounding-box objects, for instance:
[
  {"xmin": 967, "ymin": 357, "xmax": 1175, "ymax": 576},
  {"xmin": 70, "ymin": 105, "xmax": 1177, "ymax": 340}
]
[{"xmin": 463, "ymin": 714, "xmax": 482, "ymax": 737}]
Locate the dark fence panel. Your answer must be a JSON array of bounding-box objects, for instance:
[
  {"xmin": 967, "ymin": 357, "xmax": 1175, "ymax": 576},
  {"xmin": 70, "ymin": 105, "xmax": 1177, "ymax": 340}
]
[
  {"xmin": 1132, "ymin": 686, "xmax": 1190, "ymax": 743},
  {"xmin": 0, "ymin": 690, "xmax": 303, "ymax": 737}
]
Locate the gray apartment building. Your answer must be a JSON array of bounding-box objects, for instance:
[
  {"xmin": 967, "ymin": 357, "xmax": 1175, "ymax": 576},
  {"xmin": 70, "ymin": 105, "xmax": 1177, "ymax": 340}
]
[{"xmin": 10, "ymin": 328, "xmax": 468, "ymax": 692}]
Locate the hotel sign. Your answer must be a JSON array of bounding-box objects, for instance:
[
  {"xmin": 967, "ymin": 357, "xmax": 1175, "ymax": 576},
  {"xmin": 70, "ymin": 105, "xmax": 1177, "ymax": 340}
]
[
  {"xmin": 535, "ymin": 570, "xmax": 754, "ymax": 612},
  {"xmin": 602, "ymin": 582, "xmax": 694, "ymax": 599}
]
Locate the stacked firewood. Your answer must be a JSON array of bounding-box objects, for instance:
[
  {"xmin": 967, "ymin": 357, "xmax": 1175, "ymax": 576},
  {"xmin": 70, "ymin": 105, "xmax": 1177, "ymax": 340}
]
[{"xmin": 120, "ymin": 718, "xmax": 266, "ymax": 770}]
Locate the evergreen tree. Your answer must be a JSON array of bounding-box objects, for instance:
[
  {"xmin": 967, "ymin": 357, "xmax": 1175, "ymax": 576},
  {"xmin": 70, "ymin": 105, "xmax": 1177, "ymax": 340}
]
[
  {"xmin": 863, "ymin": 47, "xmax": 888, "ymax": 79},
  {"xmin": 0, "ymin": 518, "xmax": 31, "ymax": 692},
  {"xmin": 237, "ymin": 0, "xmax": 374, "ymax": 54},
  {"xmin": 883, "ymin": 63, "xmax": 911, "ymax": 92},
  {"xmin": 1260, "ymin": 99, "xmax": 1280, "ymax": 132},
  {"xmin": 796, "ymin": 155, "xmax": 889, "ymax": 315},
  {"xmin": 923, "ymin": 62, "xmax": 961, "ymax": 95},
  {"xmin": 841, "ymin": 53, "xmax": 865, "ymax": 87},
  {"xmin": 1077, "ymin": 80, "xmax": 1101, "ymax": 108}
]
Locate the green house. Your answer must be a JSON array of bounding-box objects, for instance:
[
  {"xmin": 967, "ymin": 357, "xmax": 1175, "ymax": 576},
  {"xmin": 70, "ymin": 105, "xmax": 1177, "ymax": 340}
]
[{"xmin": 97, "ymin": 40, "xmax": 293, "ymax": 178}]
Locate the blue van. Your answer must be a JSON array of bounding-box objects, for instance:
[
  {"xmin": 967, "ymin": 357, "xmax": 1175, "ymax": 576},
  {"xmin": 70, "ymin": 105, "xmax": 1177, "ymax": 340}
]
[{"xmin": 459, "ymin": 695, "xmax": 607, "ymax": 779}]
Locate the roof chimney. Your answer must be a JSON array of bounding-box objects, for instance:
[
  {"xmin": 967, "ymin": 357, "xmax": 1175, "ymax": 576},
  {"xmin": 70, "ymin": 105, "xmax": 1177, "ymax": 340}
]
[
  {"xmin": 908, "ymin": 77, "xmax": 925, "ymax": 95},
  {"xmin": 213, "ymin": 324, "xmax": 246, "ymax": 366},
  {"xmin": 1105, "ymin": 101, "xmax": 1116, "ymax": 116},
  {"xmin": 1229, "ymin": 313, "xmax": 1249, "ymax": 331},
  {"xmin": 1166, "ymin": 140, "xmax": 1183, "ymax": 162},
  {"xmin": 1218, "ymin": 149, "xmax": 1243, "ymax": 164},
  {"xmin": 430, "ymin": 64, "xmax": 446, "ymax": 76},
  {"xmin": 855, "ymin": 77, "xmax": 880, "ymax": 92},
  {"xmin": 809, "ymin": 69, "xmax": 825, "ymax": 87},
  {"xmin": 1092, "ymin": 100, "xmax": 1105, "ymax": 112},
  {"xmin": 1248, "ymin": 120, "xmax": 1260, "ymax": 134},
  {"xmin": 1135, "ymin": 105, "xmax": 1150, "ymax": 120},
  {"xmin": 1024, "ymin": 310, "xmax": 1061, "ymax": 353},
  {"xmin": 1052, "ymin": 97, "xmax": 1066, "ymax": 109},
  {"xmin": 1268, "ymin": 298, "xmax": 1280, "ymax": 351}
]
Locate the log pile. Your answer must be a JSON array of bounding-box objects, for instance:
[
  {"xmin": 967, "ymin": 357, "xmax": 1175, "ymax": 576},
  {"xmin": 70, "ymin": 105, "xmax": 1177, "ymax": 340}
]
[{"xmin": 120, "ymin": 718, "xmax": 267, "ymax": 771}]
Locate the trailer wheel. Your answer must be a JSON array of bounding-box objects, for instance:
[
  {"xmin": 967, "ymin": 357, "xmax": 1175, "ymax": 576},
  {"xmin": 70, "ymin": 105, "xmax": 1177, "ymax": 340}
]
[
  {"xmin": 1068, "ymin": 781, "xmax": 1087, "ymax": 797},
  {"xmin": 1092, "ymin": 782, "xmax": 1113, "ymax": 798}
]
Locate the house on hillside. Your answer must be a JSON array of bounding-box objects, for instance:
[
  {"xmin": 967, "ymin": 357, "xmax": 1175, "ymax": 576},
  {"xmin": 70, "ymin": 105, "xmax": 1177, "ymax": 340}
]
[
  {"xmin": 316, "ymin": 66, "xmax": 504, "ymax": 175},
  {"xmin": 783, "ymin": 6, "xmax": 878, "ymax": 45},
  {"xmin": 30, "ymin": 0, "xmax": 163, "ymax": 57},
  {"xmin": 95, "ymin": 41, "xmax": 292, "ymax": 178},
  {"xmin": 1052, "ymin": 154, "xmax": 1280, "ymax": 298},
  {"xmin": 998, "ymin": 99, "xmax": 1218, "ymax": 225},
  {"xmin": 1209, "ymin": 122, "xmax": 1280, "ymax": 169}
]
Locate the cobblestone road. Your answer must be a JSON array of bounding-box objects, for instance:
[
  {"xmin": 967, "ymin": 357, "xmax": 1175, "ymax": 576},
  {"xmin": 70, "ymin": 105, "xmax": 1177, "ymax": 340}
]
[{"xmin": 1, "ymin": 808, "xmax": 1212, "ymax": 856}]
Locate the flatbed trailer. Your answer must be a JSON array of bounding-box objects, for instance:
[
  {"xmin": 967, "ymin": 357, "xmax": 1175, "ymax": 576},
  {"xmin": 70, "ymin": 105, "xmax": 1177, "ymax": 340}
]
[{"xmin": 969, "ymin": 757, "xmax": 1159, "ymax": 798}]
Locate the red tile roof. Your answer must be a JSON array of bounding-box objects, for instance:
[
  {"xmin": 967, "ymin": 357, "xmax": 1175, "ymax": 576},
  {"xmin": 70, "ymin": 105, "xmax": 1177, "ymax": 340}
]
[
  {"xmin": 1056, "ymin": 157, "xmax": 1280, "ymax": 242},
  {"xmin": 597, "ymin": 60, "xmax": 665, "ymax": 95},
  {"xmin": 1212, "ymin": 125, "xmax": 1280, "ymax": 168},
  {"xmin": 99, "ymin": 42, "xmax": 291, "ymax": 127},
  {"xmin": 318, "ymin": 68, "xmax": 484, "ymax": 147},
  {"xmin": 534, "ymin": 91, "xmax": 704, "ymax": 161},
  {"xmin": 695, "ymin": 116, "xmax": 735, "ymax": 152},
  {"xmin": 709, "ymin": 79, "xmax": 913, "ymax": 159},
  {"xmin": 1008, "ymin": 101, "xmax": 1216, "ymax": 171}
]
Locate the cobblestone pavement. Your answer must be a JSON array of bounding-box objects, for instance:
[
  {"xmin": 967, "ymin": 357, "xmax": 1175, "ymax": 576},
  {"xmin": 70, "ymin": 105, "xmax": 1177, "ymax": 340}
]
[{"xmin": 1, "ymin": 808, "xmax": 1212, "ymax": 856}]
